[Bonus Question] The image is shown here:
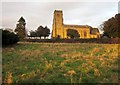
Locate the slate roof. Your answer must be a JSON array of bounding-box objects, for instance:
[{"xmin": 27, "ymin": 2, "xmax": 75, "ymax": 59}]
[{"xmin": 64, "ymin": 24, "xmax": 91, "ymax": 28}]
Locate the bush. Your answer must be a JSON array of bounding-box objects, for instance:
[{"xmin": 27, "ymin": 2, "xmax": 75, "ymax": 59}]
[{"xmin": 2, "ymin": 29, "xmax": 19, "ymax": 46}]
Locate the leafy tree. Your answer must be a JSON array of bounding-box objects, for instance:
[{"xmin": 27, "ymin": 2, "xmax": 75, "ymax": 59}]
[
  {"xmin": 36, "ymin": 26, "xmax": 44, "ymax": 39},
  {"xmin": 29, "ymin": 30, "xmax": 37, "ymax": 37},
  {"xmin": 36, "ymin": 25, "xmax": 50, "ymax": 39},
  {"xmin": 43, "ymin": 26, "xmax": 50, "ymax": 39},
  {"xmin": 102, "ymin": 13, "xmax": 120, "ymax": 38},
  {"xmin": 101, "ymin": 32, "xmax": 110, "ymax": 38},
  {"xmin": 67, "ymin": 29, "xmax": 80, "ymax": 39},
  {"xmin": 98, "ymin": 24, "xmax": 104, "ymax": 34},
  {"xmin": 14, "ymin": 17, "xmax": 26, "ymax": 40},
  {"xmin": 2, "ymin": 29, "xmax": 19, "ymax": 46}
]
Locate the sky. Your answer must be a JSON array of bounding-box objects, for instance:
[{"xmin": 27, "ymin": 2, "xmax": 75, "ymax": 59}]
[{"xmin": 1, "ymin": 0, "xmax": 119, "ymax": 36}]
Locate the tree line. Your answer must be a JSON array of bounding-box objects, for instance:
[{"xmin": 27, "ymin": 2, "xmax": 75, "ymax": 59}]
[
  {"xmin": 14, "ymin": 13, "xmax": 120, "ymax": 40},
  {"xmin": 28, "ymin": 26, "xmax": 50, "ymax": 39},
  {"xmin": 2, "ymin": 13, "xmax": 120, "ymax": 46}
]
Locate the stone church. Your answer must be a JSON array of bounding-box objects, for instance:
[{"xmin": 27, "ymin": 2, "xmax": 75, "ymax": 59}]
[{"xmin": 52, "ymin": 10, "xmax": 100, "ymax": 39}]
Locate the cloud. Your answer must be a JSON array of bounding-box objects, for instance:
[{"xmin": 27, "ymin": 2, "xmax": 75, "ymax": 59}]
[
  {"xmin": 0, "ymin": 2, "xmax": 2, "ymax": 28},
  {"xmin": 63, "ymin": 2, "xmax": 117, "ymax": 27},
  {"xmin": 1, "ymin": 0, "xmax": 119, "ymax": 2},
  {"xmin": 2, "ymin": 2, "xmax": 118, "ymax": 33},
  {"xmin": 118, "ymin": 1, "xmax": 120, "ymax": 13}
]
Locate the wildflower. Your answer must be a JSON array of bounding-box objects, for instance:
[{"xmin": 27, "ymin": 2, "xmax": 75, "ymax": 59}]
[
  {"xmin": 88, "ymin": 61, "xmax": 95, "ymax": 67},
  {"xmin": 79, "ymin": 74, "xmax": 82, "ymax": 81},
  {"xmin": 72, "ymin": 56, "xmax": 76, "ymax": 59},
  {"xmin": 67, "ymin": 70, "xmax": 76, "ymax": 83},
  {"xmin": 45, "ymin": 61, "xmax": 52, "ymax": 69},
  {"xmin": 100, "ymin": 58, "xmax": 104, "ymax": 61},
  {"xmin": 85, "ymin": 67, "xmax": 89, "ymax": 74},
  {"xmin": 21, "ymin": 74, "xmax": 26, "ymax": 77},
  {"xmin": 60, "ymin": 62, "xmax": 64, "ymax": 67},
  {"xmin": 46, "ymin": 63, "xmax": 52, "ymax": 70},
  {"xmin": 94, "ymin": 68, "xmax": 100, "ymax": 77},
  {"xmin": 82, "ymin": 63, "xmax": 87, "ymax": 68},
  {"xmin": 4, "ymin": 72, "xmax": 12, "ymax": 84},
  {"xmin": 63, "ymin": 74, "xmax": 67, "ymax": 77},
  {"xmin": 64, "ymin": 59, "xmax": 70, "ymax": 63},
  {"xmin": 67, "ymin": 70, "xmax": 76, "ymax": 75},
  {"xmin": 101, "ymin": 61, "xmax": 105, "ymax": 67}
]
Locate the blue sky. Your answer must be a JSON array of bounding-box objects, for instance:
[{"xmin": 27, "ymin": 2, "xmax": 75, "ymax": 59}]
[{"xmin": 1, "ymin": 0, "xmax": 119, "ymax": 34}]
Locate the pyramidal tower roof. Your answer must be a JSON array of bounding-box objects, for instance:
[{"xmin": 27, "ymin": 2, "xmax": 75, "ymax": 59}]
[
  {"xmin": 54, "ymin": 10, "xmax": 62, "ymax": 12},
  {"xmin": 18, "ymin": 16, "xmax": 25, "ymax": 22}
]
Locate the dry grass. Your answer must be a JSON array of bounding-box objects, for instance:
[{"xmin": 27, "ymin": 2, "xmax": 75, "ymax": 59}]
[{"xmin": 2, "ymin": 42, "xmax": 119, "ymax": 83}]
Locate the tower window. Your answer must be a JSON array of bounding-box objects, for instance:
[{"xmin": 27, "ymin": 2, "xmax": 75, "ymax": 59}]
[{"xmin": 57, "ymin": 14, "xmax": 60, "ymax": 16}]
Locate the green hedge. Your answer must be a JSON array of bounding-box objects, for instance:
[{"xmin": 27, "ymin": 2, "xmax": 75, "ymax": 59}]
[{"xmin": 2, "ymin": 29, "xmax": 19, "ymax": 46}]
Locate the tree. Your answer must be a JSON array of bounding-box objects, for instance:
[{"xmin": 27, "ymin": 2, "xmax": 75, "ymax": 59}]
[
  {"xmin": 29, "ymin": 30, "xmax": 37, "ymax": 37},
  {"xmin": 2, "ymin": 29, "xmax": 19, "ymax": 46},
  {"xmin": 36, "ymin": 25, "xmax": 50, "ymax": 39},
  {"xmin": 43, "ymin": 26, "xmax": 50, "ymax": 39},
  {"xmin": 36, "ymin": 26, "xmax": 44, "ymax": 39},
  {"xmin": 14, "ymin": 17, "xmax": 26, "ymax": 40},
  {"xmin": 102, "ymin": 13, "xmax": 120, "ymax": 38},
  {"xmin": 67, "ymin": 29, "xmax": 80, "ymax": 39},
  {"xmin": 98, "ymin": 24, "xmax": 104, "ymax": 34}
]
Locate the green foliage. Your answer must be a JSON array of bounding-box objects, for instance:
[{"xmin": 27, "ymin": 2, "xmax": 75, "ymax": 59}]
[
  {"xmin": 29, "ymin": 30, "xmax": 37, "ymax": 37},
  {"xmin": 44, "ymin": 26, "xmax": 50, "ymax": 38},
  {"xmin": 29, "ymin": 26, "xmax": 50, "ymax": 39},
  {"xmin": 103, "ymin": 13, "xmax": 120, "ymax": 38},
  {"xmin": 67, "ymin": 29, "xmax": 80, "ymax": 39},
  {"xmin": 14, "ymin": 17, "xmax": 26, "ymax": 40},
  {"xmin": 2, "ymin": 29, "xmax": 19, "ymax": 46},
  {"xmin": 36, "ymin": 25, "xmax": 44, "ymax": 38},
  {"xmin": 36, "ymin": 26, "xmax": 50, "ymax": 39}
]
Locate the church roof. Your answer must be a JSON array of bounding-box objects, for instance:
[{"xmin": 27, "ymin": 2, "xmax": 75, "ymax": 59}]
[
  {"xmin": 18, "ymin": 17, "xmax": 25, "ymax": 22},
  {"xmin": 64, "ymin": 24, "xmax": 91, "ymax": 28}
]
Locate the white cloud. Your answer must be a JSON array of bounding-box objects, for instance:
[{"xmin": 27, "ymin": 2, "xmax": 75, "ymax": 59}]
[
  {"xmin": 1, "ymin": 0, "xmax": 119, "ymax": 2},
  {"xmin": 2, "ymin": 2, "xmax": 118, "ymax": 34},
  {"xmin": 0, "ymin": 2, "xmax": 2, "ymax": 28},
  {"xmin": 118, "ymin": 1, "xmax": 120, "ymax": 13}
]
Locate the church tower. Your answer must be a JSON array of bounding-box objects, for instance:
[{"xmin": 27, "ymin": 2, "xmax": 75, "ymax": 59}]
[{"xmin": 52, "ymin": 10, "xmax": 64, "ymax": 38}]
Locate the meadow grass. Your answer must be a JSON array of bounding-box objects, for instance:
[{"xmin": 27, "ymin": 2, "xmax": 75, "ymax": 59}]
[{"xmin": 2, "ymin": 42, "xmax": 119, "ymax": 83}]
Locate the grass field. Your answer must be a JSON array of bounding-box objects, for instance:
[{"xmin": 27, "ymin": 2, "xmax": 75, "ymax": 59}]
[{"xmin": 2, "ymin": 42, "xmax": 119, "ymax": 83}]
